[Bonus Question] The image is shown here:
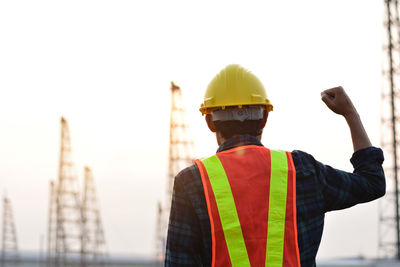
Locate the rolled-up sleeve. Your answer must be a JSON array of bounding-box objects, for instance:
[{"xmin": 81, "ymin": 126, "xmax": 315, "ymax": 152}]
[{"xmin": 316, "ymin": 147, "xmax": 386, "ymax": 212}]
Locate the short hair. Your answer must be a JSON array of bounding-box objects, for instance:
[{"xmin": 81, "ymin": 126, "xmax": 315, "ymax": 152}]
[{"xmin": 214, "ymin": 119, "xmax": 263, "ymax": 140}]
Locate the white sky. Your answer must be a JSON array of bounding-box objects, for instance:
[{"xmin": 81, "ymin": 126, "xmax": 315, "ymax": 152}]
[{"xmin": 0, "ymin": 0, "xmax": 388, "ymax": 260}]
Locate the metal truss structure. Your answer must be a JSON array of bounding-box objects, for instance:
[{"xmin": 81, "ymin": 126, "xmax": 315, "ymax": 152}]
[
  {"xmin": 47, "ymin": 117, "xmax": 84, "ymax": 266},
  {"xmin": 1, "ymin": 196, "xmax": 18, "ymax": 267},
  {"xmin": 155, "ymin": 82, "xmax": 195, "ymax": 260},
  {"xmin": 154, "ymin": 201, "xmax": 164, "ymax": 262},
  {"xmin": 167, "ymin": 82, "xmax": 195, "ymax": 209},
  {"xmin": 47, "ymin": 117, "xmax": 107, "ymax": 266},
  {"xmin": 81, "ymin": 166, "xmax": 107, "ymax": 267},
  {"xmin": 379, "ymin": 0, "xmax": 400, "ymax": 259}
]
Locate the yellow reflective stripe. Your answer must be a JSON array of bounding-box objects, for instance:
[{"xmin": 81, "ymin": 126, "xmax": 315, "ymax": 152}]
[
  {"xmin": 266, "ymin": 150, "xmax": 289, "ymax": 267},
  {"xmin": 201, "ymin": 155, "xmax": 251, "ymax": 267}
]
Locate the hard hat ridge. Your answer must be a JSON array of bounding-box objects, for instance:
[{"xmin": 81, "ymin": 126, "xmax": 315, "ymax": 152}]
[{"xmin": 200, "ymin": 64, "xmax": 273, "ymax": 115}]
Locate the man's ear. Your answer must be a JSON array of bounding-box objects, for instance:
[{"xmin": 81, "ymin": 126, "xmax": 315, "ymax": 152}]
[
  {"xmin": 206, "ymin": 114, "xmax": 216, "ymax": 132},
  {"xmin": 260, "ymin": 110, "xmax": 269, "ymax": 129}
]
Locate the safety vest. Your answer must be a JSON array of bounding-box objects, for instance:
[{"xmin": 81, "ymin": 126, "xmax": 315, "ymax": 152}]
[{"xmin": 195, "ymin": 145, "xmax": 300, "ymax": 267}]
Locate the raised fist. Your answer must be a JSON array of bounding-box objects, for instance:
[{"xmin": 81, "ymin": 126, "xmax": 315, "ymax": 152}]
[{"xmin": 321, "ymin": 86, "xmax": 357, "ymax": 117}]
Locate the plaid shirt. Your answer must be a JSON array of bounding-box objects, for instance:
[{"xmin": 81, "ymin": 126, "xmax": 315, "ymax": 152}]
[{"xmin": 165, "ymin": 135, "xmax": 385, "ymax": 267}]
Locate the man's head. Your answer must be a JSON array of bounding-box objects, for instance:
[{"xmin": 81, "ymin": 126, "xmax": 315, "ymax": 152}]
[{"xmin": 200, "ymin": 64, "xmax": 273, "ymax": 144}]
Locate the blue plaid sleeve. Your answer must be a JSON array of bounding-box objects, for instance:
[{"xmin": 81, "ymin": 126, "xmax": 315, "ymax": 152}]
[
  {"xmin": 294, "ymin": 147, "xmax": 386, "ymax": 213},
  {"xmin": 293, "ymin": 147, "xmax": 386, "ymax": 267},
  {"xmin": 165, "ymin": 166, "xmax": 207, "ymax": 267}
]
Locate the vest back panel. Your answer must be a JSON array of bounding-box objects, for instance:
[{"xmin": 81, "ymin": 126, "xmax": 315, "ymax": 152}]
[{"xmin": 195, "ymin": 145, "xmax": 300, "ymax": 267}]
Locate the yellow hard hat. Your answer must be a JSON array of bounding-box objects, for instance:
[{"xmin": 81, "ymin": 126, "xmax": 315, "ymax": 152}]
[{"xmin": 200, "ymin": 64, "xmax": 273, "ymax": 115}]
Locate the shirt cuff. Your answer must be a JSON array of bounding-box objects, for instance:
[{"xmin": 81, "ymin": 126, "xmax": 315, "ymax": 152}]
[{"xmin": 350, "ymin": 146, "xmax": 384, "ymax": 167}]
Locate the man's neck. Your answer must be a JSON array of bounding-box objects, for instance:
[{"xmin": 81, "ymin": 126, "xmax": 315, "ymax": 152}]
[{"xmin": 216, "ymin": 132, "xmax": 262, "ymax": 145}]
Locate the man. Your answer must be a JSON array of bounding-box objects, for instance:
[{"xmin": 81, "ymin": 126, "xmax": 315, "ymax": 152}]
[{"xmin": 165, "ymin": 64, "xmax": 385, "ymax": 267}]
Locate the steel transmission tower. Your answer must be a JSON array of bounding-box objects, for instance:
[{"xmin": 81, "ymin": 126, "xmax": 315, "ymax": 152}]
[
  {"xmin": 1, "ymin": 195, "xmax": 18, "ymax": 267},
  {"xmin": 81, "ymin": 166, "xmax": 107, "ymax": 267},
  {"xmin": 47, "ymin": 117, "xmax": 84, "ymax": 267},
  {"xmin": 379, "ymin": 0, "xmax": 400, "ymax": 259},
  {"xmin": 155, "ymin": 82, "xmax": 195, "ymax": 259}
]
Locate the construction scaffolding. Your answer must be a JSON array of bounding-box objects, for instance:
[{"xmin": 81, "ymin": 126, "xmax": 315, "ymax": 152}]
[
  {"xmin": 155, "ymin": 82, "xmax": 195, "ymax": 260},
  {"xmin": 47, "ymin": 117, "xmax": 107, "ymax": 267},
  {"xmin": 379, "ymin": 0, "xmax": 400, "ymax": 259},
  {"xmin": 1, "ymin": 195, "xmax": 18, "ymax": 267}
]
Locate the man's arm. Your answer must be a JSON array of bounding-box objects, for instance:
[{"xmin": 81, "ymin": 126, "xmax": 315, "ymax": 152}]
[
  {"xmin": 315, "ymin": 86, "xmax": 385, "ymax": 211},
  {"xmin": 293, "ymin": 147, "xmax": 385, "ymax": 212},
  {"xmin": 321, "ymin": 86, "xmax": 372, "ymax": 151}
]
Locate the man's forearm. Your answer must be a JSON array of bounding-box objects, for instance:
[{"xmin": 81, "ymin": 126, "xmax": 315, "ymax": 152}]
[{"xmin": 344, "ymin": 111, "xmax": 372, "ymax": 152}]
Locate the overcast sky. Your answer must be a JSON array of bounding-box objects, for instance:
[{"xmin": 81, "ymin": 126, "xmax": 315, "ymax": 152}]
[{"xmin": 0, "ymin": 0, "xmax": 389, "ymax": 260}]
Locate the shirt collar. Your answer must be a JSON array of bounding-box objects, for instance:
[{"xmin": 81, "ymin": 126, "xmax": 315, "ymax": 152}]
[{"xmin": 216, "ymin": 134, "xmax": 264, "ymax": 153}]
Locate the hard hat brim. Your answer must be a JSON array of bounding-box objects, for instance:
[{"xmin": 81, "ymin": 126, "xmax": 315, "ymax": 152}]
[{"xmin": 200, "ymin": 103, "xmax": 273, "ymax": 115}]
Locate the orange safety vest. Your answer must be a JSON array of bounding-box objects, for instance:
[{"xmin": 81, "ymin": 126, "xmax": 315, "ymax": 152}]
[{"xmin": 195, "ymin": 145, "xmax": 300, "ymax": 267}]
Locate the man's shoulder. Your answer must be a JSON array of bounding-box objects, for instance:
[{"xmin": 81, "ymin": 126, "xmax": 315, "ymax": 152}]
[
  {"xmin": 176, "ymin": 163, "xmax": 199, "ymax": 180},
  {"xmin": 174, "ymin": 163, "xmax": 203, "ymax": 189},
  {"xmin": 290, "ymin": 150, "xmax": 320, "ymax": 177},
  {"xmin": 291, "ymin": 149, "xmax": 315, "ymax": 160},
  {"xmin": 174, "ymin": 163, "xmax": 207, "ymax": 205}
]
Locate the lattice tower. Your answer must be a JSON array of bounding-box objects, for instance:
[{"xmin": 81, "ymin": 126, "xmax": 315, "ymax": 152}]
[
  {"xmin": 154, "ymin": 201, "xmax": 164, "ymax": 261},
  {"xmin": 1, "ymin": 196, "xmax": 18, "ymax": 267},
  {"xmin": 167, "ymin": 82, "xmax": 195, "ymax": 203},
  {"xmin": 81, "ymin": 166, "xmax": 107, "ymax": 267},
  {"xmin": 156, "ymin": 82, "xmax": 195, "ymax": 259},
  {"xmin": 379, "ymin": 0, "xmax": 400, "ymax": 259},
  {"xmin": 47, "ymin": 180, "xmax": 57, "ymax": 267},
  {"xmin": 47, "ymin": 117, "xmax": 84, "ymax": 266}
]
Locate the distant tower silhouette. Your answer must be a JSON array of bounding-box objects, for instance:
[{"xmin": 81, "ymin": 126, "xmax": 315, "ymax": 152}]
[
  {"xmin": 81, "ymin": 166, "xmax": 107, "ymax": 267},
  {"xmin": 154, "ymin": 201, "xmax": 164, "ymax": 261},
  {"xmin": 1, "ymin": 195, "xmax": 18, "ymax": 267},
  {"xmin": 155, "ymin": 82, "xmax": 195, "ymax": 260},
  {"xmin": 47, "ymin": 180, "xmax": 57, "ymax": 266},
  {"xmin": 47, "ymin": 117, "xmax": 84, "ymax": 267},
  {"xmin": 379, "ymin": 0, "xmax": 400, "ymax": 259},
  {"xmin": 167, "ymin": 82, "xmax": 195, "ymax": 208}
]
